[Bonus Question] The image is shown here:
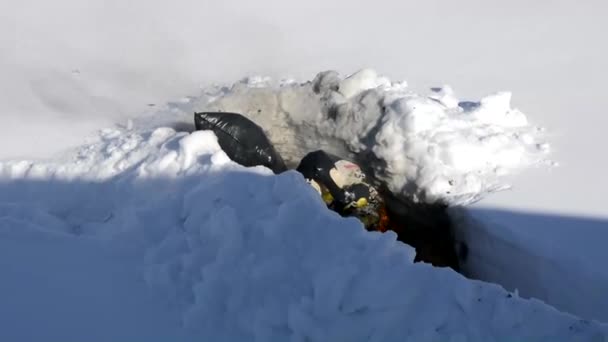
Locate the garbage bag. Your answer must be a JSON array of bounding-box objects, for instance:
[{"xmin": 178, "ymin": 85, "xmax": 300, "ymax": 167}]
[
  {"xmin": 194, "ymin": 112, "xmax": 287, "ymax": 174},
  {"xmin": 296, "ymin": 150, "xmax": 386, "ymax": 230}
]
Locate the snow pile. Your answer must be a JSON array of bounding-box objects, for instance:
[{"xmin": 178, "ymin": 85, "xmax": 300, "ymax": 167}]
[
  {"xmin": 1, "ymin": 126, "xmax": 605, "ymax": 341},
  {"xmin": 146, "ymin": 69, "xmax": 552, "ymax": 205}
]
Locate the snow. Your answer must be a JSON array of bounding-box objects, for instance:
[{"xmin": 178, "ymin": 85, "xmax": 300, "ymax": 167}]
[
  {"xmin": 2, "ymin": 0, "xmax": 608, "ymax": 338},
  {"xmin": 0, "ymin": 229, "xmax": 195, "ymax": 342},
  {"xmin": 1, "ymin": 126, "xmax": 607, "ymax": 341},
  {"xmin": 450, "ymin": 206, "xmax": 608, "ymax": 324},
  {"xmin": 2, "ymin": 0, "xmax": 606, "ymax": 215},
  {"xmin": 133, "ymin": 68, "xmax": 608, "ymax": 325},
  {"xmin": 175, "ymin": 69, "xmax": 549, "ymax": 205}
]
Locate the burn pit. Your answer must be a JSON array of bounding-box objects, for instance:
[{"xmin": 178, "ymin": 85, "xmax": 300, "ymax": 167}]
[
  {"xmin": 190, "ymin": 110, "xmax": 465, "ymax": 272},
  {"xmin": 164, "ymin": 69, "xmax": 547, "ymax": 274},
  {"xmin": 374, "ymin": 188, "xmax": 464, "ymax": 272}
]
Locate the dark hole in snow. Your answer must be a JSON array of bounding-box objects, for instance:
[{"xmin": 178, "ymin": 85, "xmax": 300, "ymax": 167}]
[
  {"xmin": 170, "ymin": 121, "xmax": 196, "ymax": 133},
  {"xmin": 327, "ymin": 105, "xmax": 339, "ymax": 121},
  {"xmin": 188, "ymin": 111, "xmax": 465, "ymax": 273},
  {"xmin": 378, "ymin": 187, "xmax": 463, "ymax": 272},
  {"xmin": 458, "ymin": 101, "xmax": 480, "ymax": 111}
]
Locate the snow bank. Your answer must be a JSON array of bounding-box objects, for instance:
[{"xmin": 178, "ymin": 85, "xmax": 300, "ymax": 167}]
[
  {"xmin": 1, "ymin": 126, "xmax": 605, "ymax": 341},
  {"xmin": 142, "ymin": 69, "xmax": 551, "ymax": 206},
  {"xmin": 450, "ymin": 206, "xmax": 608, "ymax": 323}
]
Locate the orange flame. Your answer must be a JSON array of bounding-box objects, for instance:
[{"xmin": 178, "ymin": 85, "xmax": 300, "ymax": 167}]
[{"xmin": 376, "ymin": 204, "xmax": 391, "ymax": 233}]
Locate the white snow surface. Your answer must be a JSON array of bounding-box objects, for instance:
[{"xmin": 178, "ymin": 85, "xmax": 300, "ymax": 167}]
[
  {"xmin": 1, "ymin": 127, "xmax": 606, "ymax": 341},
  {"xmin": 0, "ymin": 229, "xmax": 194, "ymax": 342},
  {"xmin": 140, "ymin": 69, "xmax": 550, "ymax": 206}
]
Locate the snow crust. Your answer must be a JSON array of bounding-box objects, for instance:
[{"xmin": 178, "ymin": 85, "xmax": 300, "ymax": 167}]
[
  {"xmin": 1, "ymin": 126, "xmax": 605, "ymax": 341},
  {"xmin": 158, "ymin": 69, "xmax": 551, "ymax": 205}
]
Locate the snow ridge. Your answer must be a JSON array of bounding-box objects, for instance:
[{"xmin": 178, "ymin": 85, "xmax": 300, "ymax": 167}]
[{"xmin": 0, "ymin": 126, "xmax": 604, "ymax": 341}]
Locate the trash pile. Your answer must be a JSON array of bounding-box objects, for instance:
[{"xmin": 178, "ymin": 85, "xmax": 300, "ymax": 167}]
[
  {"xmin": 296, "ymin": 150, "xmax": 388, "ymax": 232},
  {"xmin": 193, "ymin": 111, "xmax": 460, "ymax": 270}
]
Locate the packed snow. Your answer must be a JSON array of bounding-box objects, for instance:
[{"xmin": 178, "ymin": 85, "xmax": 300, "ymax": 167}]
[{"xmin": 0, "ymin": 125, "xmax": 606, "ymax": 341}]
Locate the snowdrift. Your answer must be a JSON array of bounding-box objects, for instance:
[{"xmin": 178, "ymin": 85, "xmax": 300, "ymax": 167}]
[{"xmin": 1, "ymin": 121, "xmax": 606, "ymax": 340}]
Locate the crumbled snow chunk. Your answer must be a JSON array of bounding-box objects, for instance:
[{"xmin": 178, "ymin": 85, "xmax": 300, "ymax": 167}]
[
  {"xmin": 385, "ymin": 97, "xmax": 447, "ymax": 133},
  {"xmin": 337, "ymin": 69, "xmax": 390, "ymax": 98},
  {"xmin": 429, "ymin": 85, "xmax": 459, "ymax": 109},
  {"xmin": 177, "ymin": 131, "xmax": 221, "ymax": 170},
  {"xmin": 470, "ymin": 92, "xmax": 529, "ymax": 127}
]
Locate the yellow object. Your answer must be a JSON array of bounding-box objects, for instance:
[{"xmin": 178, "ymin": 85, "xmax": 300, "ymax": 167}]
[
  {"xmin": 322, "ymin": 190, "xmax": 334, "ymax": 204},
  {"xmin": 355, "ymin": 197, "xmax": 368, "ymax": 208}
]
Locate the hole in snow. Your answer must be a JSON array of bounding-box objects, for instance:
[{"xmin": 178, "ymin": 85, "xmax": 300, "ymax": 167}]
[
  {"xmin": 170, "ymin": 126, "xmax": 465, "ymax": 272},
  {"xmin": 378, "ymin": 187, "xmax": 464, "ymax": 271},
  {"xmin": 159, "ymin": 68, "xmax": 549, "ymax": 274}
]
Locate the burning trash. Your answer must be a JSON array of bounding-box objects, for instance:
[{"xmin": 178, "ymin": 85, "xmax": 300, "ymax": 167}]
[
  {"xmin": 193, "ymin": 111, "xmax": 460, "ymax": 271},
  {"xmin": 296, "ymin": 150, "xmax": 390, "ymax": 232}
]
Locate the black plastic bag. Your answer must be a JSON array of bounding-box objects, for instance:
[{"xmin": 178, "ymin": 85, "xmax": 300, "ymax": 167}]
[
  {"xmin": 296, "ymin": 150, "xmax": 383, "ymax": 228},
  {"xmin": 296, "ymin": 150, "xmax": 347, "ymax": 203},
  {"xmin": 194, "ymin": 112, "xmax": 287, "ymax": 174}
]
